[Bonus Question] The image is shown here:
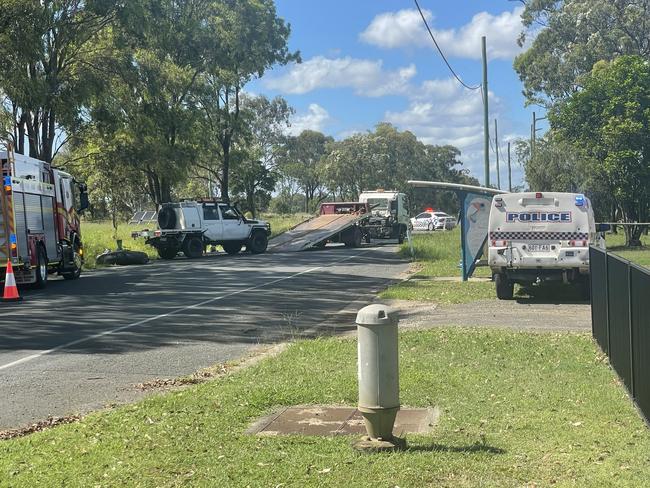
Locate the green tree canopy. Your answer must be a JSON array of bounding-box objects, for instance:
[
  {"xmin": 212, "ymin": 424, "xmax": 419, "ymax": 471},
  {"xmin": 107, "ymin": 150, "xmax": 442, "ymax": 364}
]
[
  {"xmin": 514, "ymin": 0, "xmax": 650, "ymax": 106},
  {"xmin": 551, "ymin": 55, "xmax": 650, "ymax": 245}
]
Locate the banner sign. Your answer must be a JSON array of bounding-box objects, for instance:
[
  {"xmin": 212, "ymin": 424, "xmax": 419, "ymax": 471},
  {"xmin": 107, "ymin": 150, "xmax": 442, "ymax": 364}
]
[{"xmin": 460, "ymin": 191, "xmax": 493, "ymax": 281}]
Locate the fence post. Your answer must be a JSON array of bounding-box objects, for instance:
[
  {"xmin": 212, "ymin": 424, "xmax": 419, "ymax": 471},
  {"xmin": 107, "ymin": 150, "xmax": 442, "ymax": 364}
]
[
  {"xmin": 628, "ymin": 264, "xmax": 635, "ymax": 399},
  {"xmin": 605, "ymin": 251, "xmax": 611, "ymax": 355}
]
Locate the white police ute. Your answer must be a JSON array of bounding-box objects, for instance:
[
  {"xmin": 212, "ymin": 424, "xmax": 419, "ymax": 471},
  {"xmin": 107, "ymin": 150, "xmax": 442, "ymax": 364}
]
[{"xmin": 488, "ymin": 192, "xmax": 607, "ymax": 299}]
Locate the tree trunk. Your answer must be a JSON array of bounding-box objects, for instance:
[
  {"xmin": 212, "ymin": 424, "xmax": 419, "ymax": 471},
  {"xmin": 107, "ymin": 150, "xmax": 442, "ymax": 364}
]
[
  {"xmin": 247, "ymin": 189, "xmax": 256, "ymax": 218},
  {"xmin": 624, "ymin": 224, "xmax": 644, "ymax": 247},
  {"xmin": 221, "ymin": 137, "xmax": 231, "ymax": 203}
]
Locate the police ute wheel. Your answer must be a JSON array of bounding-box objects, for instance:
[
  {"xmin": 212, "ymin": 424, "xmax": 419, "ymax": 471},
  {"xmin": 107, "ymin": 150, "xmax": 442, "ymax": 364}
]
[
  {"xmin": 157, "ymin": 246, "xmax": 178, "ymax": 260},
  {"xmin": 495, "ymin": 273, "xmax": 514, "ymax": 300},
  {"xmin": 183, "ymin": 237, "xmax": 204, "ymax": 259},
  {"xmin": 33, "ymin": 246, "xmax": 48, "ymax": 289},
  {"xmin": 248, "ymin": 231, "xmax": 268, "ymax": 254},
  {"xmin": 223, "ymin": 241, "xmax": 243, "ymax": 255}
]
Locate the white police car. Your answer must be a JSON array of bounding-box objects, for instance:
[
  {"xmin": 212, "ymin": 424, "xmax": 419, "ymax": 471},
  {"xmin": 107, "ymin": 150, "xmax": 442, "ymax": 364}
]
[
  {"xmin": 488, "ymin": 191, "xmax": 606, "ymax": 299},
  {"xmin": 410, "ymin": 210, "xmax": 456, "ymax": 231}
]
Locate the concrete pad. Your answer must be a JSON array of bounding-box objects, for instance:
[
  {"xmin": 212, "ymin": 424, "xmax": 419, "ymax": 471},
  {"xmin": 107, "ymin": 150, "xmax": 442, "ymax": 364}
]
[{"xmin": 248, "ymin": 405, "xmax": 440, "ymax": 437}]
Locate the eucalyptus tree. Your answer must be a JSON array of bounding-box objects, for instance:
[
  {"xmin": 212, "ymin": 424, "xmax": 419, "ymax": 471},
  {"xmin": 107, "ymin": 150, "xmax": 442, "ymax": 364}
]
[{"xmin": 0, "ymin": 0, "xmax": 122, "ymax": 161}]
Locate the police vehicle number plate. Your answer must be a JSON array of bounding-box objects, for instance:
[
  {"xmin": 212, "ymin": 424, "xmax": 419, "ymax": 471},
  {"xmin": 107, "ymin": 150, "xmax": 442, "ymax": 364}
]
[{"xmin": 528, "ymin": 244, "xmax": 550, "ymax": 252}]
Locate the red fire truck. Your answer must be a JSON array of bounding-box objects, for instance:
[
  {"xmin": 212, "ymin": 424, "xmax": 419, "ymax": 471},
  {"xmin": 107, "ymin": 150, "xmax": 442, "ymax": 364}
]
[{"xmin": 1, "ymin": 148, "xmax": 89, "ymax": 288}]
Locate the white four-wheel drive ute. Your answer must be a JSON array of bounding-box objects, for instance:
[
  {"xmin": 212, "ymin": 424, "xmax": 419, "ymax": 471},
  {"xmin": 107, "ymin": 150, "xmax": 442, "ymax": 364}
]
[{"xmin": 135, "ymin": 200, "xmax": 271, "ymax": 260}]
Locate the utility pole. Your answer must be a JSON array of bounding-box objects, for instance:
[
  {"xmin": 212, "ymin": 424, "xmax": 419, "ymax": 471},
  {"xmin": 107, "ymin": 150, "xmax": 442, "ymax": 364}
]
[
  {"xmin": 494, "ymin": 119, "xmax": 500, "ymax": 190},
  {"xmin": 532, "ymin": 111, "xmax": 537, "ymax": 159},
  {"xmin": 482, "ymin": 36, "xmax": 489, "ymax": 188},
  {"xmin": 531, "ymin": 111, "xmax": 547, "ymax": 161},
  {"xmin": 507, "ymin": 141, "xmax": 512, "ymax": 192}
]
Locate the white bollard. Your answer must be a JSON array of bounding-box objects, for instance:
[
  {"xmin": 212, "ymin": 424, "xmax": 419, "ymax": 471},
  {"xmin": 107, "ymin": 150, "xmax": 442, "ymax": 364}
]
[{"xmin": 354, "ymin": 304, "xmax": 404, "ymax": 451}]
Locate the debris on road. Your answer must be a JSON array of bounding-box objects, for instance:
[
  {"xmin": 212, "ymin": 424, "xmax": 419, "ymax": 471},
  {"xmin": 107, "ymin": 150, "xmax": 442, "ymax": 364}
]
[
  {"xmin": 0, "ymin": 415, "xmax": 82, "ymax": 441},
  {"xmin": 96, "ymin": 250, "xmax": 150, "ymax": 266}
]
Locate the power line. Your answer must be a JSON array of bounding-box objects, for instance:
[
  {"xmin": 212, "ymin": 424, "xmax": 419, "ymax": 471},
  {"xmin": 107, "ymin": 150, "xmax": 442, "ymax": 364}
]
[{"xmin": 414, "ymin": 0, "xmax": 481, "ymax": 91}]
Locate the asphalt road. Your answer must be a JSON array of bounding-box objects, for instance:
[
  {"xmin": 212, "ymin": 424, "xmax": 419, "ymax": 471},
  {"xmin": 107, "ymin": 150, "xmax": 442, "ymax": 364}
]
[{"xmin": 0, "ymin": 244, "xmax": 408, "ymax": 431}]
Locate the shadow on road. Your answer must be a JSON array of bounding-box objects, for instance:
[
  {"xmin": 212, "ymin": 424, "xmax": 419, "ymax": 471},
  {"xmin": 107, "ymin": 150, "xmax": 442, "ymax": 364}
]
[{"xmin": 0, "ymin": 247, "xmax": 406, "ymax": 356}]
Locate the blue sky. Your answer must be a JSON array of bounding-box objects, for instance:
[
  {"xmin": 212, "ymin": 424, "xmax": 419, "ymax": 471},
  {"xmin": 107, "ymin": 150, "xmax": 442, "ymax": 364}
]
[{"xmin": 249, "ymin": 0, "xmax": 547, "ymax": 188}]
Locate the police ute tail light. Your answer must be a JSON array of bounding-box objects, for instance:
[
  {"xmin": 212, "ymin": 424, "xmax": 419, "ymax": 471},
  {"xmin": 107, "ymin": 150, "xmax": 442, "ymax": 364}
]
[
  {"xmin": 575, "ymin": 195, "xmax": 585, "ymax": 206},
  {"xmin": 494, "ymin": 197, "xmax": 503, "ymax": 208}
]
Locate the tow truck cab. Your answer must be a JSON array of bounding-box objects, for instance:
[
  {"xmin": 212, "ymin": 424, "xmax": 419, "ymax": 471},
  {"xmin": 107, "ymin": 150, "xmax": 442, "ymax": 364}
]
[{"xmin": 488, "ymin": 192, "xmax": 605, "ymax": 299}]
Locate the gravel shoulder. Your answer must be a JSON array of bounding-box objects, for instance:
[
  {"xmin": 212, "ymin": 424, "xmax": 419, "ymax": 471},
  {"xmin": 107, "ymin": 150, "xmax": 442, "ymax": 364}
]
[{"xmin": 382, "ymin": 298, "xmax": 592, "ymax": 332}]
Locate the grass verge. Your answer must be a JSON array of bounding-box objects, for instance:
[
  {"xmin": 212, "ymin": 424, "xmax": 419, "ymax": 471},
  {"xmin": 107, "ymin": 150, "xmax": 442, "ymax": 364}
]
[
  {"xmin": 1, "ymin": 328, "xmax": 648, "ymax": 487},
  {"xmin": 381, "ymin": 230, "xmax": 495, "ymax": 303},
  {"xmin": 605, "ymin": 231, "xmax": 650, "ymax": 268}
]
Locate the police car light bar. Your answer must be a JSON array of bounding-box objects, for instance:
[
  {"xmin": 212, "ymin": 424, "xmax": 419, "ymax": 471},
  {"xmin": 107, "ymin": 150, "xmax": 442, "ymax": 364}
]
[{"xmin": 535, "ymin": 192, "xmax": 543, "ymax": 199}]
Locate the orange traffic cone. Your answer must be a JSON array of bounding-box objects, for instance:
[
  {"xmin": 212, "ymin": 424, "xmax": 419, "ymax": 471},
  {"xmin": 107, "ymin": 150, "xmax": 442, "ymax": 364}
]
[{"xmin": 3, "ymin": 260, "xmax": 22, "ymax": 302}]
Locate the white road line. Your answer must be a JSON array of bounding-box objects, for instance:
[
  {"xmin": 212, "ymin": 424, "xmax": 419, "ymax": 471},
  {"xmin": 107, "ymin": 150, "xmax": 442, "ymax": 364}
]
[{"xmin": 0, "ymin": 250, "xmax": 372, "ymax": 372}]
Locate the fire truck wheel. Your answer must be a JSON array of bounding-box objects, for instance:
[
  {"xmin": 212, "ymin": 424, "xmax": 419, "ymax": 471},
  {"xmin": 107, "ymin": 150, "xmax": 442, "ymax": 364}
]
[
  {"xmin": 248, "ymin": 231, "xmax": 268, "ymax": 254},
  {"xmin": 183, "ymin": 237, "xmax": 204, "ymax": 259},
  {"xmin": 62, "ymin": 246, "xmax": 83, "ymax": 280},
  {"xmin": 34, "ymin": 247, "xmax": 48, "ymax": 289},
  {"xmin": 495, "ymin": 273, "xmax": 514, "ymax": 300},
  {"xmin": 223, "ymin": 241, "xmax": 243, "ymax": 255},
  {"xmin": 157, "ymin": 246, "xmax": 178, "ymax": 260}
]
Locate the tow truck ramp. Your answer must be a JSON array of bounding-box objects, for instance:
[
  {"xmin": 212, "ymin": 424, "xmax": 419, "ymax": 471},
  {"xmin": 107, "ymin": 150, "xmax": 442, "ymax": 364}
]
[{"xmin": 267, "ymin": 213, "xmax": 366, "ymax": 253}]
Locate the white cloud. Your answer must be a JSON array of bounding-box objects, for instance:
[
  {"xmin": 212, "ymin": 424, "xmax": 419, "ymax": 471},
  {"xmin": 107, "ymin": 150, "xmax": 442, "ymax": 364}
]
[
  {"xmin": 361, "ymin": 7, "xmax": 526, "ymax": 61},
  {"xmin": 287, "ymin": 103, "xmax": 331, "ymax": 136},
  {"xmin": 384, "ymin": 78, "xmax": 505, "ymax": 178},
  {"xmin": 264, "ymin": 56, "xmax": 417, "ymax": 97},
  {"xmin": 359, "ymin": 8, "xmax": 431, "ymax": 49}
]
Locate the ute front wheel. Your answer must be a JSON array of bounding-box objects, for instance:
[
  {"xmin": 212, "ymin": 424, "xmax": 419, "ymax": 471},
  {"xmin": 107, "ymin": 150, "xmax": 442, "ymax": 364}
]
[{"xmin": 248, "ymin": 231, "xmax": 268, "ymax": 254}]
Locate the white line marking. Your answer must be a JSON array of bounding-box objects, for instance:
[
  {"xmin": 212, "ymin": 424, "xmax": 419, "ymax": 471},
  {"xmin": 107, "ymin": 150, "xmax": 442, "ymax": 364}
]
[{"xmin": 0, "ymin": 250, "xmax": 373, "ymax": 372}]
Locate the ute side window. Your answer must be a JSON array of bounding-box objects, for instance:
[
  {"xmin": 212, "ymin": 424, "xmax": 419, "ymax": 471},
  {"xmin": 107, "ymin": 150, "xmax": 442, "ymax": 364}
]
[
  {"xmin": 203, "ymin": 205, "xmax": 219, "ymax": 221},
  {"xmin": 218, "ymin": 204, "xmax": 239, "ymax": 220}
]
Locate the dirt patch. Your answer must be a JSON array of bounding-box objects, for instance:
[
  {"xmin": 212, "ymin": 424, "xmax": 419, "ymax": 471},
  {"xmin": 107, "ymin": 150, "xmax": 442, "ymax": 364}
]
[{"xmin": 382, "ymin": 298, "xmax": 591, "ymax": 332}]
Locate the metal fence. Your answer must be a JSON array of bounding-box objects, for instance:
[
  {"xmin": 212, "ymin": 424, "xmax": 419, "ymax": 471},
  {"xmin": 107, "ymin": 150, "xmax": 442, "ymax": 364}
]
[{"xmin": 590, "ymin": 246, "xmax": 650, "ymax": 423}]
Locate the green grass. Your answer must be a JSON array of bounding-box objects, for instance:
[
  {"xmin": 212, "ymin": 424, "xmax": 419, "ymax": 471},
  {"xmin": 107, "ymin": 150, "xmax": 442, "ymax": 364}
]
[
  {"xmin": 1, "ymin": 328, "xmax": 648, "ymax": 487},
  {"xmin": 382, "ymin": 230, "xmax": 495, "ymax": 303},
  {"xmin": 82, "ymin": 222, "xmax": 158, "ymax": 269},
  {"xmin": 264, "ymin": 213, "xmax": 311, "ymax": 237},
  {"xmin": 381, "ymin": 279, "xmax": 496, "ymax": 303},
  {"xmin": 81, "ymin": 214, "xmax": 309, "ymax": 269},
  {"xmin": 605, "ymin": 231, "xmax": 650, "ymax": 268}
]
